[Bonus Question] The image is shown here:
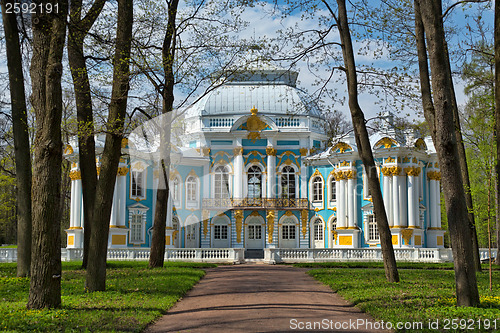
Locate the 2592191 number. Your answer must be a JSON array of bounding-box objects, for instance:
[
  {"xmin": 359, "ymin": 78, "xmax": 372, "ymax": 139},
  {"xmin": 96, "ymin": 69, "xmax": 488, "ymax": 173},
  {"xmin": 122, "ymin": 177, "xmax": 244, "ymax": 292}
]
[
  {"xmin": 442, "ymin": 318, "xmax": 497, "ymax": 330},
  {"xmin": 4, "ymin": 2, "xmax": 59, "ymax": 14}
]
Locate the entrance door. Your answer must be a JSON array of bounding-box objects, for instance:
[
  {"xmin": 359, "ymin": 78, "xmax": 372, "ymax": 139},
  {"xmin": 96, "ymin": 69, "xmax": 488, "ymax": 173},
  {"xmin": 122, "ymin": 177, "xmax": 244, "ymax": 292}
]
[
  {"xmin": 246, "ymin": 222, "xmax": 263, "ymax": 249},
  {"xmin": 280, "ymin": 218, "xmax": 298, "ymax": 248},
  {"xmin": 313, "ymin": 218, "xmax": 325, "ymax": 248},
  {"xmin": 185, "ymin": 224, "xmax": 198, "ymax": 248}
]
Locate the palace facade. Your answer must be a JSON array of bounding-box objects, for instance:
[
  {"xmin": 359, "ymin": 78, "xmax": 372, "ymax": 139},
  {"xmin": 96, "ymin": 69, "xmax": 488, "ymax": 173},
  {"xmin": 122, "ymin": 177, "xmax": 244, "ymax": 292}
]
[{"xmin": 64, "ymin": 65, "xmax": 445, "ymax": 252}]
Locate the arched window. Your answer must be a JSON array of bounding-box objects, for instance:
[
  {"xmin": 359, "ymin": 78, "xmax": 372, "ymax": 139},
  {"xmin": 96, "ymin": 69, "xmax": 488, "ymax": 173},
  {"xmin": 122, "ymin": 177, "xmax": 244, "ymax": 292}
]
[
  {"xmin": 186, "ymin": 176, "xmax": 197, "ymax": 202},
  {"xmin": 247, "ymin": 166, "xmax": 262, "ymax": 199},
  {"xmin": 330, "ymin": 178, "xmax": 336, "ymax": 201},
  {"xmin": 172, "ymin": 177, "xmax": 180, "ymax": 202},
  {"xmin": 312, "ymin": 176, "xmax": 323, "ymax": 202},
  {"xmin": 313, "ymin": 219, "xmax": 324, "ymax": 241},
  {"xmin": 214, "ymin": 166, "xmax": 230, "ymax": 199},
  {"xmin": 131, "ymin": 170, "xmax": 144, "ymax": 198},
  {"xmin": 368, "ymin": 215, "xmax": 379, "ymax": 241},
  {"xmin": 281, "ymin": 166, "xmax": 296, "ymax": 199}
]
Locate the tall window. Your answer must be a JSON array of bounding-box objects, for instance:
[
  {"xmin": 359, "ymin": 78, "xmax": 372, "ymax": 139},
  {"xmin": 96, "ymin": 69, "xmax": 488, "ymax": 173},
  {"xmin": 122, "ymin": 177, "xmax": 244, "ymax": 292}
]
[
  {"xmin": 131, "ymin": 171, "xmax": 144, "ymax": 198},
  {"xmin": 281, "ymin": 166, "xmax": 296, "ymax": 199},
  {"xmin": 330, "ymin": 178, "xmax": 336, "ymax": 201},
  {"xmin": 214, "ymin": 166, "xmax": 230, "ymax": 199},
  {"xmin": 186, "ymin": 176, "xmax": 197, "ymax": 202},
  {"xmin": 130, "ymin": 214, "xmax": 143, "ymax": 243},
  {"xmin": 282, "ymin": 224, "xmax": 296, "ymax": 240},
  {"xmin": 186, "ymin": 224, "xmax": 196, "ymax": 241},
  {"xmin": 368, "ymin": 215, "xmax": 379, "ymax": 241},
  {"xmin": 172, "ymin": 177, "xmax": 180, "ymax": 202},
  {"xmin": 314, "ymin": 219, "xmax": 323, "ymax": 241},
  {"xmin": 214, "ymin": 225, "xmax": 228, "ymax": 240},
  {"xmin": 312, "ymin": 176, "xmax": 323, "ymax": 202},
  {"xmin": 248, "ymin": 225, "xmax": 262, "ymax": 239},
  {"xmin": 247, "ymin": 166, "xmax": 262, "ymax": 199}
]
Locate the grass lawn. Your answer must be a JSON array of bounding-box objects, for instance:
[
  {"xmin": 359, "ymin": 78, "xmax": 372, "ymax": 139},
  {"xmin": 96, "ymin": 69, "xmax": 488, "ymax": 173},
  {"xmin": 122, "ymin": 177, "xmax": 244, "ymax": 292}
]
[
  {"xmin": 0, "ymin": 261, "xmax": 215, "ymax": 332},
  {"xmin": 305, "ymin": 263, "xmax": 500, "ymax": 332}
]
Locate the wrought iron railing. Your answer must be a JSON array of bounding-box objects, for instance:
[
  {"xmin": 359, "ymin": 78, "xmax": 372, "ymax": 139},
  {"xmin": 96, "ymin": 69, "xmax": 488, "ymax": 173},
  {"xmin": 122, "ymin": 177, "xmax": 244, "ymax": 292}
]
[{"xmin": 202, "ymin": 198, "xmax": 309, "ymax": 210}]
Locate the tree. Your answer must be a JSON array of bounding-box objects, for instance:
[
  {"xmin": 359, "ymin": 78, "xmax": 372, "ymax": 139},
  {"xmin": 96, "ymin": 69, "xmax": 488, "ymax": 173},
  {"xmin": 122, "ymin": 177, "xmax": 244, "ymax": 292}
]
[
  {"xmin": 67, "ymin": 0, "xmax": 106, "ymax": 269},
  {"xmin": 495, "ymin": 0, "xmax": 500, "ymax": 266},
  {"xmin": 414, "ymin": 0, "xmax": 479, "ymax": 306},
  {"xmin": 27, "ymin": 0, "xmax": 68, "ymax": 309},
  {"xmin": 0, "ymin": 0, "xmax": 32, "ymax": 277},
  {"xmin": 330, "ymin": 0, "xmax": 399, "ymax": 282},
  {"xmin": 85, "ymin": 0, "xmax": 133, "ymax": 292}
]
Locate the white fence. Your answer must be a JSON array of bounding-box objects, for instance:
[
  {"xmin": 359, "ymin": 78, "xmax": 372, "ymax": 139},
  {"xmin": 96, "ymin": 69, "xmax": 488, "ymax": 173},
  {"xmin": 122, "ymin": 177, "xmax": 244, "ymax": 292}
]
[
  {"xmin": 63, "ymin": 248, "xmax": 245, "ymax": 264},
  {"xmin": 1, "ymin": 247, "xmax": 497, "ymax": 264},
  {"xmin": 264, "ymin": 248, "xmax": 497, "ymax": 264}
]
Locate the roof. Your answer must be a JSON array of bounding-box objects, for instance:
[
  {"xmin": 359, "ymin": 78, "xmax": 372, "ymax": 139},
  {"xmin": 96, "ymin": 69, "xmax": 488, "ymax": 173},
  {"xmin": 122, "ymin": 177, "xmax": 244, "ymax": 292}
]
[{"xmin": 184, "ymin": 67, "xmax": 322, "ymax": 118}]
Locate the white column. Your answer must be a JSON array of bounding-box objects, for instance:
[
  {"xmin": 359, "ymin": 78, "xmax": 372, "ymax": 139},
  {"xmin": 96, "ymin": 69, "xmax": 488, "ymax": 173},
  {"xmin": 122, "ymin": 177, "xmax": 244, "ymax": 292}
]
[
  {"xmin": 347, "ymin": 176, "xmax": 355, "ymax": 228},
  {"xmin": 110, "ymin": 180, "xmax": 119, "ymax": 227},
  {"xmin": 407, "ymin": 175, "xmax": 416, "ymax": 228},
  {"xmin": 234, "ymin": 147, "xmax": 243, "ymax": 199},
  {"xmin": 435, "ymin": 180, "xmax": 441, "ymax": 228},
  {"xmin": 392, "ymin": 172, "xmax": 400, "ymax": 227},
  {"xmin": 69, "ymin": 179, "xmax": 76, "ymax": 228},
  {"xmin": 429, "ymin": 179, "xmax": 436, "ymax": 229},
  {"xmin": 383, "ymin": 173, "xmax": 392, "ymax": 227},
  {"xmin": 338, "ymin": 177, "xmax": 346, "ymax": 228},
  {"xmin": 267, "ymin": 147, "xmax": 276, "ymax": 198},
  {"xmin": 74, "ymin": 179, "xmax": 82, "ymax": 228},
  {"xmin": 398, "ymin": 175, "xmax": 407, "ymax": 228},
  {"xmin": 166, "ymin": 195, "xmax": 173, "ymax": 228},
  {"xmin": 116, "ymin": 173, "xmax": 127, "ymax": 226}
]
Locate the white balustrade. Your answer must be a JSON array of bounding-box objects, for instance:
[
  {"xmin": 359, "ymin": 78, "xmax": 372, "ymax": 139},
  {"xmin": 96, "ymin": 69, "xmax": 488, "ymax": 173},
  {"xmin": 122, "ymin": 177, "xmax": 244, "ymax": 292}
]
[{"xmin": 3, "ymin": 247, "xmax": 496, "ymax": 264}]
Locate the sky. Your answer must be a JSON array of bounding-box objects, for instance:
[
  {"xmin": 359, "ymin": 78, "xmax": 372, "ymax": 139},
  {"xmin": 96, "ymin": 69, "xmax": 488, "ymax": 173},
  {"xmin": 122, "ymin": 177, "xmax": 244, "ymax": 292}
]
[{"xmin": 0, "ymin": 0, "xmax": 495, "ymax": 126}]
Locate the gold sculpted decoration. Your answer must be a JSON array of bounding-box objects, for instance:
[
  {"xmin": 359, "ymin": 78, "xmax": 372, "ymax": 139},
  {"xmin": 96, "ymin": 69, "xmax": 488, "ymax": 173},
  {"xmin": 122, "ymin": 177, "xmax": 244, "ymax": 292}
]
[
  {"xmin": 404, "ymin": 166, "xmax": 421, "ymax": 176},
  {"xmin": 384, "ymin": 156, "xmax": 396, "ymax": 164},
  {"xmin": 332, "ymin": 170, "xmax": 356, "ymax": 180},
  {"xmin": 243, "ymin": 107, "xmax": 269, "ymax": 143},
  {"xmin": 401, "ymin": 229, "xmax": 413, "ymax": 245},
  {"xmin": 233, "ymin": 147, "xmax": 243, "ymax": 156},
  {"xmin": 234, "ymin": 210, "xmax": 243, "ymax": 243},
  {"xmin": 427, "ymin": 171, "xmax": 441, "ymax": 181},
  {"xmin": 117, "ymin": 167, "xmax": 129, "ymax": 176},
  {"xmin": 69, "ymin": 170, "xmax": 81, "ymax": 180},
  {"xmin": 381, "ymin": 167, "xmax": 392, "ymax": 177},
  {"xmin": 266, "ymin": 210, "xmax": 275, "ymax": 243},
  {"xmin": 64, "ymin": 144, "xmax": 74, "ymax": 155},
  {"xmin": 332, "ymin": 142, "xmax": 352, "ymax": 153},
  {"xmin": 266, "ymin": 146, "xmax": 277, "ymax": 156},
  {"xmin": 299, "ymin": 148, "xmax": 308, "ymax": 156},
  {"xmin": 375, "ymin": 137, "xmax": 397, "ymax": 149},
  {"xmin": 301, "ymin": 209, "xmax": 308, "ymax": 238},
  {"xmin": 340, "ymin": 160, "xmax": 350, "ymax": 167},
  {"xmin": 121, "ymin": 138, "xmax": 128, "ymax": 148}
]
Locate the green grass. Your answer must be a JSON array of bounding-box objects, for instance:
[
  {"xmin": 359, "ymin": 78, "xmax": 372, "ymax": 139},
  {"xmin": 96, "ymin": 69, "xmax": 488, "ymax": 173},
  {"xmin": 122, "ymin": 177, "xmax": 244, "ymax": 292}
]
[
  {"xmin": 0, "ymin": 261, "xmax": 215, "ymax": 332},
  {"xmin": 307, "ymin": 265, "xmax": 500, "ymax": 332},
  {"xmin": 0, "ymin": 245, "xmax": 17, "ymax": 248}
]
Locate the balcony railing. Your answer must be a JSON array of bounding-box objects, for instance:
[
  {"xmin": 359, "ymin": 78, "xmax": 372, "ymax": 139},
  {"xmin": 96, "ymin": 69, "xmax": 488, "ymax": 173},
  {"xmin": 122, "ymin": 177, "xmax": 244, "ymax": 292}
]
[{"xmin": 202, "ymin": 198, "xmax": 309, "ymax": 210}]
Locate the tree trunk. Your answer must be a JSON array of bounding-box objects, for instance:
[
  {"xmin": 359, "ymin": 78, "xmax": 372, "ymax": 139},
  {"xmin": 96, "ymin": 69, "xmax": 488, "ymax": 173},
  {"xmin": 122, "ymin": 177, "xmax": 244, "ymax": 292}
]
[
  {"xmin": 417, "ymin": 0, "xmax": 479, "ymax": 307},
  {"xmin": 149, "ymin": 0, "xmax": 178, "ymax": 268},
  {"xmin": 444, "ymin": 44, "xmax": 482, "ymax": 272},
  {"xmin": 495, "ymin": 0, "xmax": 500, "ymax": 266},
  {"xmin": 335, "ymin": 0, "xmax": 399, "ymax": 282},
  {"xmin": 27, "ymin": 0, "xmax": 68, "ymax": 309},
  {"xmin": 85, "ymin": 0, "xmax": 133, "ymax": 292},
  {"xmin": 67, "ymin": 0, "xmax": 106, "ymax": 269},
  {"xmin": 1, "ymin": 0, "xmax": 32, "ymax": 278}
]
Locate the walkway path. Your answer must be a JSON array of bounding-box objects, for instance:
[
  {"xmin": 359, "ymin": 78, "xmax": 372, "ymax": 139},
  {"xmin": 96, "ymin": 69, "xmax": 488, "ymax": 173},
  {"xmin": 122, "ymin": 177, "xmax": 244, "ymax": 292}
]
[{"xmin": 144, "ymin": 264, "xmax": 391, "ymax": 332}]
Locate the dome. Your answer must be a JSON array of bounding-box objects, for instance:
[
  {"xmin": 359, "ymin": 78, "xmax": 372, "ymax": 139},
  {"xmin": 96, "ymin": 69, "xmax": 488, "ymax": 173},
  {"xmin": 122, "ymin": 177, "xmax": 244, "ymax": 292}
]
[{"xmin": 184, "ymin": 67, "xmax": 322, "ymax": 118}]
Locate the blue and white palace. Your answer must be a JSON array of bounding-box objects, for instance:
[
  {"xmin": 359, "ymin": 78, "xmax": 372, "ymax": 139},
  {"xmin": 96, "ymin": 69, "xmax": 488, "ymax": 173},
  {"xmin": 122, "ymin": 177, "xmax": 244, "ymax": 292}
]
[{"xmin": 64, "ymin": 65, "xmax": 445, "ymax": 252}]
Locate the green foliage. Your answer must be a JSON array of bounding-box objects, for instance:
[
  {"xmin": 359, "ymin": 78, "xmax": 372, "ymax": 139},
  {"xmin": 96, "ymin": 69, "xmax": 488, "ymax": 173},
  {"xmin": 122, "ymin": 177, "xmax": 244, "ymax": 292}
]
[
  {"xmin": 461, "ymin": 42, "xmax": 496, "ymax": 248},
  {"xmin": 309, "ymin": 267, "xmax": 500, "ymax": 332},
  {"xmin": 0, "ymin": 261, "xmax": 213, "ymax": 332},
  {"xmin": 0, "ymin": 172, "xmax": 16, "ymax": 245}
]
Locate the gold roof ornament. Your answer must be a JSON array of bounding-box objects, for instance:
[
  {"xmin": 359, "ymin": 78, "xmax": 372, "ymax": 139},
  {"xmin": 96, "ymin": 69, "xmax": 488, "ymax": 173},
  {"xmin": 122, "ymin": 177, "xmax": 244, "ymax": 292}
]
[
  {"xmin": 332, "ymin": 142, "xmax": 352, "ymax": 153},
  {"xmin": 375, "ymin": 137, "xmax": 397, "ymax": 149},
  {"xmin": 244, "ymin": 107, "xmax": 269, "ymax": 143}
]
